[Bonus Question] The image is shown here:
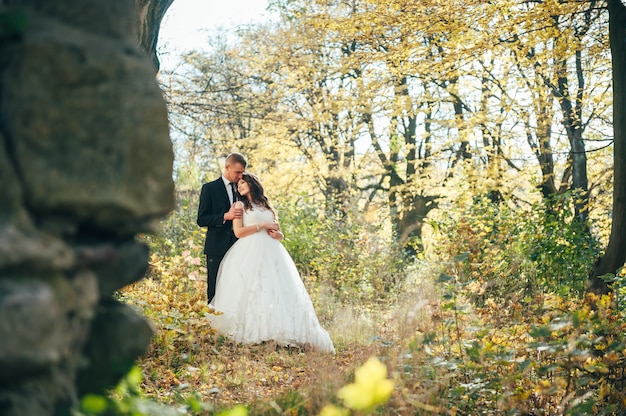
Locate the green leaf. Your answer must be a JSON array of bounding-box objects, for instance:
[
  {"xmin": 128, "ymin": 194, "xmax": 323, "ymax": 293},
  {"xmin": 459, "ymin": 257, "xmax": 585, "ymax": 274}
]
[
  {"xmin": 80, "ymin": 394, "xmax": 108, "ymax": 414},
  {"xmin": 453, "ymin": 252, "xmax": 470, "ymax": 263},
  {"xmin": 529, "ymin": 325, "xmax": 551, "ymax": 339},
  {"xmin": 438, "ymin": 273, "xmax": 454, "ymax": 283}
]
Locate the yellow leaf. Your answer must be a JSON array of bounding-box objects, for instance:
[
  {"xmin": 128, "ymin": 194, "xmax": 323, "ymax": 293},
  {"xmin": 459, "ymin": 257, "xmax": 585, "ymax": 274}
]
[
  {"xmin": 319, "ymin": 404, "xmax": 350, "ymax": 416},
  {"xmin": 337, "ymin": 357, "xmax": 394, "ymax": 410},
  {"xmin": 217, "ymin": 405, "xmax": 248, "ymax": 416}
]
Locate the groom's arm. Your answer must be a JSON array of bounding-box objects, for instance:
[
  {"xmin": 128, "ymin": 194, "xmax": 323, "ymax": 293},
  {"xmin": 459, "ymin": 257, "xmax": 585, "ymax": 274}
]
[{"xmin": 197, "ymin": 183, "xmax": 227, "ymax": 228}]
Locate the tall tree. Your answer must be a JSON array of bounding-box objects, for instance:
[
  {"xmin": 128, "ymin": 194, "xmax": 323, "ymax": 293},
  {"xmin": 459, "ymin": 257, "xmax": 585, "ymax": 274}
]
[
  {"xmin": 160, "ymin": 0, "xmax": 614, "ymax": 265},
  {"xmin": 548, "ymin": 1, "xmax": 602, "ymax": 226},
  {"xmin": 312, "ymin": 0, "xmax": 471, "ymax": 248},
  {"xmin": 588, "ymin": 0, "xmax": 626, "ymax": 294},
  {"xmin": 470, "ymin": 0, "xmax": 613, "ymax": 256},
  {"xmin": 161, "ymin": 31, "xmax": 267, "ymax": 172}
]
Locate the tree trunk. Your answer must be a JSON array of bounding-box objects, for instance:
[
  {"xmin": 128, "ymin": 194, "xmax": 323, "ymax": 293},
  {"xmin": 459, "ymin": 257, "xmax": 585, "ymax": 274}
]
[
  {"xmin": 588, "ymin": 0, "xmax": 626, "ymax": 294},
  {"xmin": 554, "ymin": 43, "xmax": 589, "ymax": 226},
  {"xmin": 557, "ymin": 70, "xmax": 589, "ymax": 226},
  {"xmin": 135, "ymin": 0, "xmax": 175, "ymax": 71}
]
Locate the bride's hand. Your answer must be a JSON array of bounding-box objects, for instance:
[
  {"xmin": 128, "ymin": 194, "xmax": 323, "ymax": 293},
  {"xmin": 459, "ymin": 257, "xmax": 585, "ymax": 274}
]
[
  {"xmin": 268, "ymin": 229, "xmax": 284, "ymax": 240},
  {"xmin": 262, "ymin": 222, "xmax": 279, "ymax": 232}
]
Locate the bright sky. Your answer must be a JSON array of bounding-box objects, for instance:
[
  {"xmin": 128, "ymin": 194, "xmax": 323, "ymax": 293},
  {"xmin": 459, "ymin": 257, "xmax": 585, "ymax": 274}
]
[{"xmin": 158, "ymin": 0, "xmax": 270, "ymax": 70}]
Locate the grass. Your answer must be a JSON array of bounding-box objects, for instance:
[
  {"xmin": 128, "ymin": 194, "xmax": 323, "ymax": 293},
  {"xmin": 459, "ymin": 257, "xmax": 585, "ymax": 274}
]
[
  {"xmin": 118, "ymin": 257, "xmax": 439, "ymax": 414},
  {"xmin": 117, "ymin": 253, "xmax": 626, "ymax": 415}
]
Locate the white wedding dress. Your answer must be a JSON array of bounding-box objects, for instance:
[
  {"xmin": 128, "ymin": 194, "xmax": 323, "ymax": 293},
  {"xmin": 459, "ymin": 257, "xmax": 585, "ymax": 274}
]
[{"xmin": 209, "ymin": 204, "xmax": 335, "ymax": 353}]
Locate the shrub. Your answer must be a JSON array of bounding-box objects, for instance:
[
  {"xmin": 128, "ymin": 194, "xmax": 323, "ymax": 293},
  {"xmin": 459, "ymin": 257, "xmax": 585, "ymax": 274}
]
[
  {"xmin": 430, "ymin": 193, "xmax": 601, "ymax": 304},
  {"xmin": 276, "ymin": 197, "xmax": 405, "ymax": 304}
]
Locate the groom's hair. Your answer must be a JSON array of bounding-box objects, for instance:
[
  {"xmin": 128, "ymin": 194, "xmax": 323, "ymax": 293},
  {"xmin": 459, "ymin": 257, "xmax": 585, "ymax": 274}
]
[{"xmin": 225, "ymin": 152, "xmax": 247, "ymax": 168}]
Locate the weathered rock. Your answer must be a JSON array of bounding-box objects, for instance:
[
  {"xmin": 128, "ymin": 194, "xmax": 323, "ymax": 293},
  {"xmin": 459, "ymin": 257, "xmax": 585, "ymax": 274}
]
[
  {"xmin": 81, "ymin": 240, "xmax": 150, "ymax": 298},
  {"xmin": 0, "ymin": 278, "xmax": 64, "ymax": 381},
  {"xmin": 0, "ymin": 0, "xmax": 174, "ymax": 414},
  {"xmin": 2, "ymin": 8, "xmax": 174, "ymax": 236},
  {"xmin": 77, "ymin": 300, "xmax": 154, "ymax": 396}
]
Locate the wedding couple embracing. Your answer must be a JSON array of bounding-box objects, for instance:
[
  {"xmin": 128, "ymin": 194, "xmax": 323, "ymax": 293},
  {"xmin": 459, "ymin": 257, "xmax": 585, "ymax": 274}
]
[{"xmin": 196, "ymin": 152, "xmax": 335, "ymax": 353}]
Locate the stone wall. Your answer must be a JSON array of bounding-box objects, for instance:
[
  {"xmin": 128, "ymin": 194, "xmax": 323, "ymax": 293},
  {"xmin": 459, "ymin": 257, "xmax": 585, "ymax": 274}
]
[{"xmin": 0, "ymin": 0, "xmax": 174, "ymax": 414}]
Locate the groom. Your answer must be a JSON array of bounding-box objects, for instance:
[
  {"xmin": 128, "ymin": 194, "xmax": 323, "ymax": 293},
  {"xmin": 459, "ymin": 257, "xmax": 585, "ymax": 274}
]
[{"xmin": 197, "ymin": 152, "xmax": 247, "ymax": 303}]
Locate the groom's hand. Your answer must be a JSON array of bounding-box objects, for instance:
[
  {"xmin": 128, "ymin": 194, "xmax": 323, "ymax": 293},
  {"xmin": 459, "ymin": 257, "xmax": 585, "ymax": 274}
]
[
  {"xmin": 224, "ymin": 204, "xmax": 243, "ymax": 221},
  {"xmin": 233, "ymin": 204, "xmax": 243, "ymax": 219}
]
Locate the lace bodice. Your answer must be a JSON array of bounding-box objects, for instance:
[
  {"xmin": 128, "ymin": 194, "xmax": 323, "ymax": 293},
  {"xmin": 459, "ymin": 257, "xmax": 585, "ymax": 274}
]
[{"xmin": 242, "ymin": 204, "xmax": 274, "ymax": 227}]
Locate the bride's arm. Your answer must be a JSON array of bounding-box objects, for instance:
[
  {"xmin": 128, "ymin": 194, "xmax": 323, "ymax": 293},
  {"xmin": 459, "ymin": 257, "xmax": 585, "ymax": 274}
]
[
  {"xmin": 267, "ymin": 215, "xmax": 283, "ymax": 240},
  {"xmin": 232, "ymin": 202, "xmax": 251, "ymax": 238},
  {"xmin": 232, "ymin": 202, "xmax": 278, "ymax": 238}
]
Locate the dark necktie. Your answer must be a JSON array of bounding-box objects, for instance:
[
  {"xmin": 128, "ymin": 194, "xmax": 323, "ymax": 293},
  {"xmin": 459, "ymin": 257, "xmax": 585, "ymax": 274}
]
[{"xmin": 229, "ymin": 182, "xmax": 237, "ymax": 204}]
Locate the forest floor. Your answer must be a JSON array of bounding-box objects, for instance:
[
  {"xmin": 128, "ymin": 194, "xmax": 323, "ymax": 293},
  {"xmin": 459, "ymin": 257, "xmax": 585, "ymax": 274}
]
[
  {"xmin": 122, "ymin": 261, "xmax": 439, "ymax": 415},
  {"xmin": 121, "ymin": 258, "xmax": 624, "ymax": 415}
]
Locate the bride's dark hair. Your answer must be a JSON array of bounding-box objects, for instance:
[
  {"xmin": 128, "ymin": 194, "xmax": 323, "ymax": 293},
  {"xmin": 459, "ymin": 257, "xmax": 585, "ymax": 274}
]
[{"xmin": 240, "ymin": 173, "xmax": 277, "ymax": 219}]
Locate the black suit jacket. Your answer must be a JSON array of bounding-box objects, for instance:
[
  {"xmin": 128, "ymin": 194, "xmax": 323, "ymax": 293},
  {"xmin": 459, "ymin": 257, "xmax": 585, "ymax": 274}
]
[{"xmin": 197, "ymin": 178, "xmax": 238, "ymax": 257}]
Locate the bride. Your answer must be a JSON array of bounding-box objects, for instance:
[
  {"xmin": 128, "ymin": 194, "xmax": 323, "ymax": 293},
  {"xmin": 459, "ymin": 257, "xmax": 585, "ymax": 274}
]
[{"xmin": 208, "ymin": 172, "xmax": 335, "ymax": 353}]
